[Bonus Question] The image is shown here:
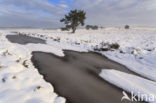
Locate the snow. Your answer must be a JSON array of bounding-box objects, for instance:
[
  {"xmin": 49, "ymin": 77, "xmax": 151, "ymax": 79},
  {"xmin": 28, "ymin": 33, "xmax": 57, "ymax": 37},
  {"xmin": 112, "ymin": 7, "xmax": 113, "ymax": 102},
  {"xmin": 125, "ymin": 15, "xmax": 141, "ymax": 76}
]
[
  {"xmin": 99, "ymin": 69, "xmax": 156, "ymax": 103},
  {"xmin": 103, "ymin": 50, "xmax": 156, "ymax": 81},
  {"xmin": 14, "ymin": 28, "xmax": 156, "ymax": 80},
  {"xmin": 0, "ymin": 27, "xmax": 156, "ymax": 103},
  {"xmin": 0, "ymin": 31, "xmax": 66, "ymax": 103},
  {"xmin": 10, "ymin": 27, "xmax": 156, "ymax": 49}
]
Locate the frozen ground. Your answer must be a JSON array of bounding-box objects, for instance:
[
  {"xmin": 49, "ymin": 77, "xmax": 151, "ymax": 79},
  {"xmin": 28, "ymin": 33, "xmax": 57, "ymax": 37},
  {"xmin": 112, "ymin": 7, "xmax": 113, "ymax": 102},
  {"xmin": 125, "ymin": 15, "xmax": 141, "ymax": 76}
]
[{"xmin": 0, "ymin": 27, "xmax": 156, "ymax": 103}]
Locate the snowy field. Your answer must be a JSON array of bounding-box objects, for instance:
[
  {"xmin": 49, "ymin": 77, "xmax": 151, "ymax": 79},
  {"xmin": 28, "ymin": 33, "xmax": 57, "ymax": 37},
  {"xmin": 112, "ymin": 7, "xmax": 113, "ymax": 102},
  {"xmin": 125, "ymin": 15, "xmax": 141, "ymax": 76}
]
[
  {"xmin": 0, "ymin": 31, "xmax": 66, "ymax": 103},
  {"xmin": 0, "ymin": 27, "xmax": 156, "ymax": 103}
]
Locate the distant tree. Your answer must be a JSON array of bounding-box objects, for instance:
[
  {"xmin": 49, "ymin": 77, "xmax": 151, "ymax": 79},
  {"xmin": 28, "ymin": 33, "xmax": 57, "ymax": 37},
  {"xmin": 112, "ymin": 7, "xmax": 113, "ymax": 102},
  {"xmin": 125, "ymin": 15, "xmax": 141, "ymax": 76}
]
[
  {"xmin": 125, "ymin": 25, "xmax": 130, "ymax": 29},
  {"xmin": 60, "ymin": 9, "xmax": 86, "ymax": 33},
  {"xmin": 85, "ymin": 25, "xmax": 98, "ymax": 30},
  {"xmin": 85, "ymin": 25, "xmax": 91, "ymax": 30},
  {"xmin": 92, "ymin": 25, "xmax": 98, "ymax": 30}
]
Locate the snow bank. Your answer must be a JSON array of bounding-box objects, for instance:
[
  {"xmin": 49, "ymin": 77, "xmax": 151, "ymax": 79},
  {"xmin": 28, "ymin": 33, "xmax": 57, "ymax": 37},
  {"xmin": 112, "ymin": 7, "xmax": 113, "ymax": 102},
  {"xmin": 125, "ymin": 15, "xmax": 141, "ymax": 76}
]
[
  {"xmin": 100, "ymin": 69, "xmax": 156, "ymax": 103},
  {"xmin": 102, "ymin": 49, "xmax": 156, "ymax": 81}
]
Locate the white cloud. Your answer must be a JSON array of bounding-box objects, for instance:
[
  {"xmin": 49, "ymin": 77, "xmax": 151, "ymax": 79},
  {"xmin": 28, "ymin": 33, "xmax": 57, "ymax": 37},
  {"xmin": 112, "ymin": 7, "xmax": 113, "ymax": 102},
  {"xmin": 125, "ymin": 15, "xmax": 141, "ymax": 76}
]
[
  {"xmin": 0, "ymin": 0, "xmax": 65, "ymax": 27},
  {"xmin": 58, "ymin": 4, "xmax": 68, "ymax": 9},
  {"xmin": 0, "ymin": 0, "xmax": 66, "ymax": 15},
  {"xmin": 71, "ymin": 0, "xmax": 156, "ymax": 26}
]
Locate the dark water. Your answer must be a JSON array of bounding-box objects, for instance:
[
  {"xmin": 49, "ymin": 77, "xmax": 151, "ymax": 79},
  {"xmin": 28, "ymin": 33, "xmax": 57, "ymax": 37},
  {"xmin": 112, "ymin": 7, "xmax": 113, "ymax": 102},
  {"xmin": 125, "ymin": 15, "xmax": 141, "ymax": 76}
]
[
  {"xmin": 6, "ymin": 34, "xmax": 46, "ymax": 44},
  {"xmin": 31, "ymin": 51, "xmax": 142, "ymax": 103}
]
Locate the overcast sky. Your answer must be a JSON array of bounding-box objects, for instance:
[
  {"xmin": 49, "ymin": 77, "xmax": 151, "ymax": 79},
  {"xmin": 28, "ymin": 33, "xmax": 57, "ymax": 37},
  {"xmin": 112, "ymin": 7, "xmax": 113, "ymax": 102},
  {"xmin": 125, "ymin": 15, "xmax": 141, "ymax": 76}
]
[{"xmin": 0, "ymin": 0, "xmax": 156, "ymax": 28}]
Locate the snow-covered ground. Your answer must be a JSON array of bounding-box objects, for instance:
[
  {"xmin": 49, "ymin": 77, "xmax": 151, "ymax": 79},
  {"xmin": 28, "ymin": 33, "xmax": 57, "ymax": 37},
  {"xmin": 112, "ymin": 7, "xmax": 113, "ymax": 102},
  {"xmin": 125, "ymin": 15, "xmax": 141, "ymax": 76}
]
[
  {"xmin": 0, "ymin": 31, "xmax": 66, "ymax": 103},
  {"xmin": 0, "ymin": 27, "xmax": 156, "ymax": 103},
  {"xmin": 15, "ymin": 27, "xmax": 156, "ymax": 80}
]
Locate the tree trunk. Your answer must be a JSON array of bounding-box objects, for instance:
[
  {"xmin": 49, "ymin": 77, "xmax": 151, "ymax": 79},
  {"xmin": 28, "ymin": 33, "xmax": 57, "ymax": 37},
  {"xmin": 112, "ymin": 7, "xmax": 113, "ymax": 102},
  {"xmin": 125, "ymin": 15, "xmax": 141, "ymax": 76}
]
[{"xmin": 72, "ymin": 26, "xmax": 76, "ymax": 33}]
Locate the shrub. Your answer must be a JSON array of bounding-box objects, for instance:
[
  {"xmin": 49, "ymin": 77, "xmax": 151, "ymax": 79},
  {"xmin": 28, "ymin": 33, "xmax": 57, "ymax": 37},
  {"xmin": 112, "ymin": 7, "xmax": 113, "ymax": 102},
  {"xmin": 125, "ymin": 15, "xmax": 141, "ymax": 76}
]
[
  {"xmin": 125, "ymin": 25, "xmax": 130, "ymax": 29},
  {"xmin": 85, "ymin": 25, "xmax": 98, "ymax": 30},
  {"xmin": 110, "ymin": 43, "xmax": 120, "ymax": 49},
  {"xmin": 92, "ymin": 25, "xmax": 98, "ymax": 30},
  {"xmin": 85, "ymin": 25, "xmax": 90, "ymax": 30},
  {"xmin": 94, "ymin": 42, "xmax": 120, "ymax": 51}
]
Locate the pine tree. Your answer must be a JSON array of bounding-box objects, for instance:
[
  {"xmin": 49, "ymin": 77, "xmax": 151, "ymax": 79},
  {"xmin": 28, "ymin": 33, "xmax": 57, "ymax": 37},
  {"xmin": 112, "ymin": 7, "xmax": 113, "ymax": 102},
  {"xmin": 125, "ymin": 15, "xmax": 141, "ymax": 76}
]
[{"xmin": 60, "ymin": 10, "xmax": 86, "ymax": 33}]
